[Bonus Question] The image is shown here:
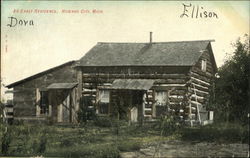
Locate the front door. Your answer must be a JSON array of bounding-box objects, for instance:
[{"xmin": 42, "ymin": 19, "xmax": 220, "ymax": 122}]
[{"xmin": 112, "ymin": 90, "xmax": 143, "ymax": 121}]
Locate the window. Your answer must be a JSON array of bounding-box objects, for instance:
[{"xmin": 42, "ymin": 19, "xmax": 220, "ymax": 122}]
[
  {"xmin": 40, "ymin": 91, "xmax": 49, "ymax": 114},
  {"xmin": 99, "ymin": 90, "xmax": 110, "ymax": 103},
  {"xmin": 155, "ymin": 91, "xmax": 167, "ymax": 106},
  {"xmin": 201, "ymin": 59, "xmax": 207, "ymax": 72},
  {"xmin": 98, "ymin": 90, "xmax": 110, "ymax": 114}
]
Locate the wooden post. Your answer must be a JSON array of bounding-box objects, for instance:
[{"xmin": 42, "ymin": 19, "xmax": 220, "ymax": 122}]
[
  {"xmin": 138, "ymin": 91, "xmax": 144, "ymax": 126},
  {"xmin": 75, "ymin": 68, "xmax": 83, "ymax": 122},
  {"xmin": 36, "ymin": 88, "xmax": 41, "ymax": 117},
  {"xmin": 152, "ymin": 89, "xmax": 156, "ymax": 118}
]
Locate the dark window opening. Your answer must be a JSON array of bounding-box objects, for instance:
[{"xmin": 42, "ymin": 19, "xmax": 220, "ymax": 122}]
[{"xmin": 40, "ymin": 91, "xmax": 49, "ymax": 115}]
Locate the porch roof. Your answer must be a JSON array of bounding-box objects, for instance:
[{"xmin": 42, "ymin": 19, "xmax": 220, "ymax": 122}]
[
  {"xmin": 47, "ymin": 83, "xmax": 78, "ymax": 89},
  {"xmin": 110, "ymin": 79, "xmax": 155, "ymax": 90}
]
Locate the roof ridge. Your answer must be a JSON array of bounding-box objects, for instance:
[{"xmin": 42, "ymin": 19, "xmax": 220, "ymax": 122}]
[{"xmin": 97, "ymin": 40, "xmax": 215, "ymax": 44}]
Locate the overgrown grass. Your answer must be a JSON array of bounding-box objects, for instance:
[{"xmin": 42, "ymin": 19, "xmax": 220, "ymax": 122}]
[
  {"xmin": 180, "ymin": 122, "xmax": 249, "ymax": 144},
  {"xmin": 0, "ymin": 120, "xmax": 248, "ymax": 157},
  {"xmin": 0, "ymin": 120, "xmax": 165, "ymax": 157}
]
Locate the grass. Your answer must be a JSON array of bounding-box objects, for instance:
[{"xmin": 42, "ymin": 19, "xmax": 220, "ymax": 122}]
[
  {"xmin": 180, "ymin": 122, "xmax": 249, "ymax": 144},
  {"xmin": 0, "ymin": 121, "xmax": 171, "ymax": 157},
  {"xmin": 0, "ymin": 120, "xmax": 248, "ymax": 157}
]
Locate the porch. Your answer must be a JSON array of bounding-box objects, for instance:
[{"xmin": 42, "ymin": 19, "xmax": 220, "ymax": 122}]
[
  {"xmin": 95, "ymin": 79, "xmax": 169, "ymax": 123},
  {"xmin": 36, "ymin": 83, "xmax": 78, "ymax": 124}
]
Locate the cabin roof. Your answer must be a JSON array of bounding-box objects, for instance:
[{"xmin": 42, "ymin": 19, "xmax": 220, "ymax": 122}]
[
  {"xmin": 6, "ymin": 61, "xmax": 76, "ymax": 88},
  {"xmin": 78, "ymin": 40, "xmax": 214, "ymax": 67}
]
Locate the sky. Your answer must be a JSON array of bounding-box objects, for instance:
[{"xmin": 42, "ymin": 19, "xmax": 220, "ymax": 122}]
[{"xmin": 1, "ymin": 1, "xmax": 249, "ymax": 99}]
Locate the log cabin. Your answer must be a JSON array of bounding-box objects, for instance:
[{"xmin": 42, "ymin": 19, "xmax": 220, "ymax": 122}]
[
  {"xmin": 76, "ymin": 34, "xmax": 217, "ymax": 125},
  {"xmin": 6, "ymin": 34, "xmax": 217, "ymax": 125}
]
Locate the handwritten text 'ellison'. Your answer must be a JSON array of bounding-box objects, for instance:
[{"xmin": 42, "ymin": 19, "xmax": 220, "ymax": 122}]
[{"xmin": 180, "ymin": 3, "xmax": 218, "ymax": 19}]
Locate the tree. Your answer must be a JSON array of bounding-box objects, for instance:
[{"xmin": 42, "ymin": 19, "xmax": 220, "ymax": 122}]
[{"xmin": 214, "ymin": 34, "xmax": 249, "ymax": 124}]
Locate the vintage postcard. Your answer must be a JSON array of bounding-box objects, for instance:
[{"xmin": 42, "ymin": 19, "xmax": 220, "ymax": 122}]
[{"xmin": 0, "ymin": 1, "xmax": 249, "ymax": 157}]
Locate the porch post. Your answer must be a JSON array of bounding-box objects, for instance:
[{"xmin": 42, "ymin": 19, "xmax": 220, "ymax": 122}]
[
  {"xmin": 35, "ymin": 88, "xmax": 41, "ymax": 117},
  {"xmin": 75, "ymin": 67, "xmax": 83, "ymax": 122},
  {"xmin": 138, "ymin": 91, "xmax": 144, "ymax": 126}
]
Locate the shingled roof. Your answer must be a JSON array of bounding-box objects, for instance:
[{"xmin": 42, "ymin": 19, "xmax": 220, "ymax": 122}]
[{"xmin": 79, "ymin": 40, "xmax": 214, "ymax": 66}]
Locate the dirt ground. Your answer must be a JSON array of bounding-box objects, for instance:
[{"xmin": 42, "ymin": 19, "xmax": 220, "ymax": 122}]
[{"xmin": 120, "ymin": 140, "xmax": 249, "ymax": 158}]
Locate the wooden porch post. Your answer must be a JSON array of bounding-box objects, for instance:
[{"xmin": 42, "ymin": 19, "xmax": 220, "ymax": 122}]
[
  {"xmin": 35, "ymin": 88, "xmax": 41, "ymax": 117},
  {"xmin": 138, "ymin": 91, "xmax": 144, "ymax": 126},
  {"xmin": 75, "ymin": 67, "xmax": 83, "ymax": 123}
]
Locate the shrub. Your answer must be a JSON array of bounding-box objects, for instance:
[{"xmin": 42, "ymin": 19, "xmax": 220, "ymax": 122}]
[
  {"xmin": 38, "ymin": 134, "xmax": 47, "ymax": 154},
  {"xmin": 158, "ymin": 115, "xmax": 181, "ymax": 136},
  {"xmin": 1, "ymin": 127, "xmax": 11, "ymax": 155},
  {"xmin": 94, "ymin": 116, "xmax": 112, "ymax": 127}
]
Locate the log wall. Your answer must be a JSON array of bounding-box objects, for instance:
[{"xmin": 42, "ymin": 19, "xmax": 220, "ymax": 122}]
[
  {"xmin": 81, "ymin": 66, "xmax": 191, "ymax": 119},
  {"xmin": 187, "ymin": 49, "xmax": 216, "ymax": 122},
  {"xmin": 12, "ymin": 63, "xmax": 77, "ymax": 118}
]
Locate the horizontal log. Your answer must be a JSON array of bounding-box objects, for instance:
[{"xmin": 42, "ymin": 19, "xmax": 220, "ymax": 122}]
[
  {"xmin": 189, "ymin": 79, "xmax": 211, "ymax": 89},
  {"xmin": 190, "ymin": 100, "xmax": 202, "ymax": 106},
  {"xmin": 4, "ymin": 108, "xmax": 13, "ymax": 112},
  {"xmin": 145, "ymin": 105, "xmax": 153, "ymax": 108},
  {"xmin": 190, "ymin": 83, "xmax": 209, "ymax": 92},
  {"xmin": 83, "ymin": 73, "xmax": 188, "ymax": 79},
  {"xmin": 190, "ymin": 97, "xmax": 205, "ymax": 104},
  {"xmin": 169, "ymin": 102, "xmax": 180, "ymax": 105},
  {"xmin": 83, "ymin": 88, "xmax": 96, "ymax": 91},
  {"xmin": 187, "ymin": 91, "xmax": 208, "ymax": 98},
  {"xmin": 169, "ymin": 95, "xmax": 184, "ymax": 99},
  {"xmin": 191, "ymin": 67, "xmax": 214, "ymax": 78},
  {"xmin": 154, "ymin": 83, "xmax": 186, "ymax": 87},
  {"xmin": 83, "ymin": 78, "xmax": 188, "ymax": 85},
  {"xmin": 169, "ymin": 90, "xmax": 187, "ymax": 95},
  {"xmin": 83, "ymin": 78, "xmax": 114, "ymax": 83},
  {"xmin": 185, "ymin": 106, "xmax": 196, "ymax": 111},
  {"xmin": 82, "ymin": 91, "xmax": 96, "ymax": 95},
  {"xmin": 154, "ymin": 79, "xmax": 188, "ymax": 84},
  {"xmin": 190, "ymin": 77, "xmax": 210, "ymax": 86},
  {"xmin": 189, "ymin": 71, "xmax": 211, "ymax": 83},
  {"xmin": 83, "ymin": 94, "xmax": 96, "ymax": 97},
  {"xmin": 189, "ymin": 87, "xmax": 209, "ymax": 95},
  {"xmin": 145, "ymin": 98, "xmax": 154, "ymax": 102},
  {"xmin": 153, "ymin": 86, "xmax": 187, "ymax": 91},
  {"xmin": 190, "ymin": 95, "xmax": 206, "ymax": 103},
  {"xmin": 169, "ymin": 97, "xmax": 185, "ymax": 102},
  {"xmin": 83, "ymin": 84, "xmax": 96, "ymax": 89}
]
